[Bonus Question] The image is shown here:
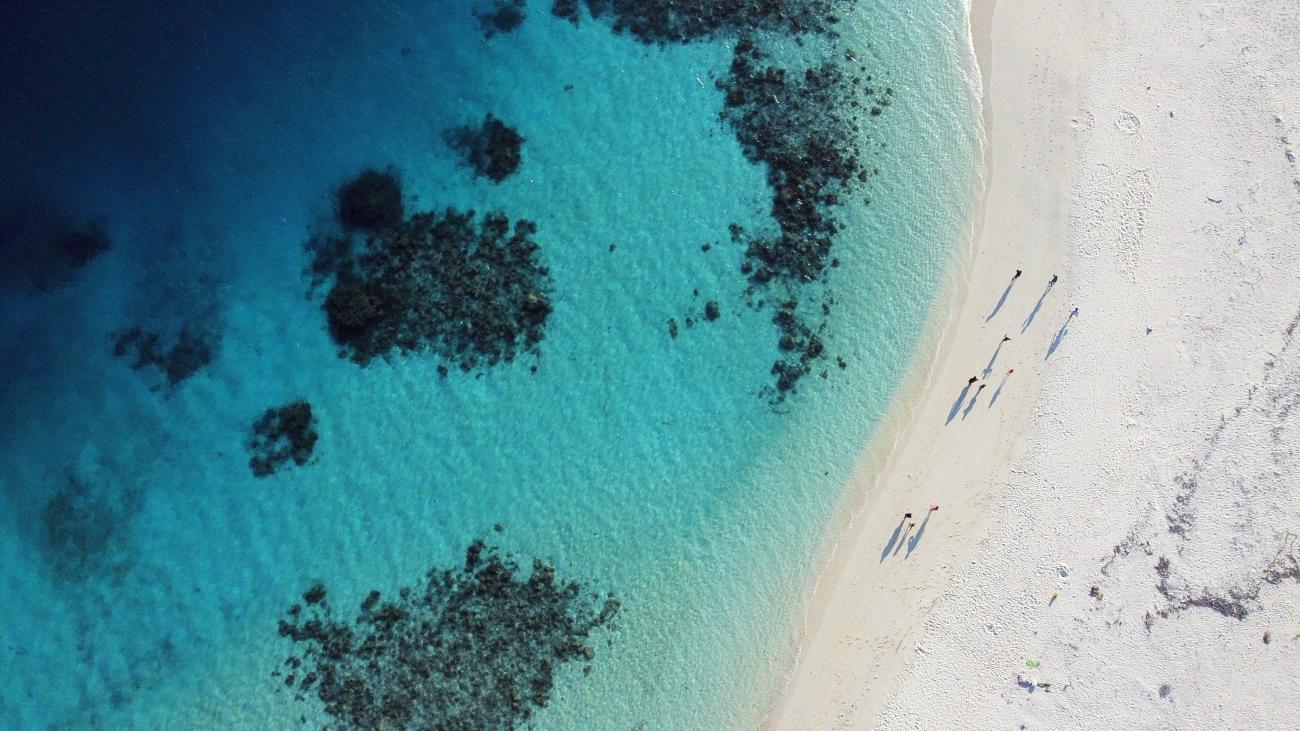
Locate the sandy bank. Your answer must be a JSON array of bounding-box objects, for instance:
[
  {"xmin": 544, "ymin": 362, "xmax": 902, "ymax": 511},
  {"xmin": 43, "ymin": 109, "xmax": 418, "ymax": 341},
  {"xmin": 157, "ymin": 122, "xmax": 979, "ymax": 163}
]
[{"xmin": 767, "ymin": 0, "xmax": 1300, "ymax": 727}]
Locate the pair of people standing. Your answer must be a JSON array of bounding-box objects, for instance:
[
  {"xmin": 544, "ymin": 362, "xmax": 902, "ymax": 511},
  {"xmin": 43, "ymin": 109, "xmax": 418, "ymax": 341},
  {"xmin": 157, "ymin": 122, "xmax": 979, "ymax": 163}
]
[
  {"xmin": 1012, "ymin": 269, "xmax": 1056, "ymax": 287},
  {"xmin": 900, "ymin": 504, "xmax": 941, "ymax": 532}
]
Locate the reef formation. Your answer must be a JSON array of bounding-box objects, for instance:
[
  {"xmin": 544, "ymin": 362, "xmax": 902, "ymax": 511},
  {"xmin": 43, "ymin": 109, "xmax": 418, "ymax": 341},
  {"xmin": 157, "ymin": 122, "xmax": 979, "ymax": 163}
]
[
  {"xmin": 553, "ymin": 0, "xmax": 889, "ymax": 401},
  {"xmin": 112, "ymin": 322, "xmax": 219, "ymax": 387},
  {"xmin": 476, "ymin": 0, "xmax": 527, "ymax": 37},
  {"xmin": 550, "ymin": 0, "xmax": 843, "ymax": 44},
  {"xmin": 337, "ymin": 168, "xmax": 405, "ymax": 233},
  {"xmin": 313, "ymin": 169, "xmax": 553, "ymax": 371},
  {"xmin": 248, "ymin": 400, "xmax": 320, "ymax": 478},
  {"xmin": 275, "ymin": 539, "xmax": 619, "ymax": 730},
  {"xmin": 447, "ymin": 114, "xmax": 525, "ymax": 183}
]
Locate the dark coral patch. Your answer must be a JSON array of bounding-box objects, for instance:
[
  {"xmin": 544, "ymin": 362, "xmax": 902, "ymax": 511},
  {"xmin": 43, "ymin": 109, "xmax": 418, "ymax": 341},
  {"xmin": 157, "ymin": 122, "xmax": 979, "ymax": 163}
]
[
  {"xmin": 41, "ymin": 473, "xmax": 139, "ymax": 581},
  {"xmin": 554, "ymin": 1, "xmax": 879, "ymax": 402},
  {"xmin": 276, "ymin": 539, "xmax": 619, "ymax": 730},
  {"xmin": 337, "ymin": 169, "xmax": 404, "ymax": 233},
  {"xmin": 320, "ymin": 205, "xmax": 552, "ymax": 371},
  {"xmin": 770, "ymin": 299, "xmax": 828, "ymax": 394},
  {"xmin": 247, "ymin": 400, "xmax": 319, "ymax": 478},
  {"xmin": 447, "ymin": 114, "xmax": 525, "ymax": 183},
  {"xmin": 552, "ymin": 0, "xmax": 842, "ymax": 44},
  {"xmin": 719, "ymin": 39, "xmax": 873, "ymax": 289},
  {"xmin": 476, "ymin": 0, "xmax": 527, "ymax": 37},
  {"xmin": 0, "ymin": 202, "xmax": 110, "ymax": 291},
  {"xmin": 112, "ymin": 322, "xmax": 218, "ymax": 387},
  {"xmin": 716, "ymin": 39, "xmax": 890, "ymax": 398},
  {"xmin": 58, "ymin": 226, "xmax": 110, "ymax": 269},
  {"xmin": 550, "ymin": 0, "xmax": 581, "ymax": 24}
]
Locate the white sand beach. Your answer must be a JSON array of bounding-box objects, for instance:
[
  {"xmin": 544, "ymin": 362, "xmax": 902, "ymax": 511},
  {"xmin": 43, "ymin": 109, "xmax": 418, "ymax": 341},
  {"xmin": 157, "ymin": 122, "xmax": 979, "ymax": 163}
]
[{"xmin": 767, "ymin": 0, "xmax": 1300, "ymax": 727}]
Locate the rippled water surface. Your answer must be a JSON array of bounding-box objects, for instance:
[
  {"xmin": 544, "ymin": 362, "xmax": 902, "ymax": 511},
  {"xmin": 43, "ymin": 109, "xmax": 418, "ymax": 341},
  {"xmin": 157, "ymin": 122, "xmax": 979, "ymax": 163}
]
[{"xmin": 0, "ymin": 1, "xmax": 979, "ymax": 727}]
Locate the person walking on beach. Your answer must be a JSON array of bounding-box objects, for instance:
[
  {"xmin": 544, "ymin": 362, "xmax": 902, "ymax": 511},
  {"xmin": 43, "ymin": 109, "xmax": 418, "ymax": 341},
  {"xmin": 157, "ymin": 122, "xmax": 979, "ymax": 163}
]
[
  {"xmin": 1048, "ymin": 274, "xmax": 1059, "ymax": 287},
  {"xmin": 1008, "ymin": 368, "xmax": 1015, "ymax": 375},
  {"xmin": 929, "ymin": 503, "xmax": 940, "ymax": 512},
  {"xmin": 1002, "ymin": 335, "xmax": 1011, "ymax": 343},
  {"xmin": 967, "ymin": 376, "xmax": 978, "ymax": 385},
  {"xmin": 976, "ymin": 384, "xmax": 986, "ymax": 395},
  {"xmin": 1070, "ymin": 307, "xmax": 1079, "ymax": 317},
  {"xmin": 1013, "ymin": 269, "xmax": 1022, "ymax": 280}
]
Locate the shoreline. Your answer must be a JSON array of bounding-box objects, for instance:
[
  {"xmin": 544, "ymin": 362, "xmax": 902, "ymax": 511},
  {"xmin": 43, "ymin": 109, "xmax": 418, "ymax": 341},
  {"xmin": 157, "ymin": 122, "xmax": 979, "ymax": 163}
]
[
  {"xmin": 768, "ymin": 0, "xmax": 1300, "ymax": 727},
  {"xmin": 764, "ymin": 0, "xmax": 1076, "ymax": 724}
]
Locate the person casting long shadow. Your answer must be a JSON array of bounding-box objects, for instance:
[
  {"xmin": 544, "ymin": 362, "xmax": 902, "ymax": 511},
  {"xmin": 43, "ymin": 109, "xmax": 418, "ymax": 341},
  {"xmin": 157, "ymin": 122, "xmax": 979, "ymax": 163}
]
[
  {"xmin": 988, "ymin": 368, "xmax": 1013, "ymax": 408},
  {"xmin": 905, "ymin": 510, "xmax": 933, "ymax": 558},
  {"xmin": 1021, "ymin": 279, "xmax": 1055, "ymax": 333},
  {"xmin": 880, "ymin": 512, "xmax": 912, "ymax": 562},
  {"xmin": 892, "ymin": 521, "xmax": 915, "ymax": 558},
  {"xmin": 985, "ymin": 269, "xmax": 1021, "ymax": 321},
  {"xmin": 1046, "ymin": 307, "xmax": 1078, "ymax": 359},
  {"xmin": 962, "ymin": 383, "xmax": 986, "ymax": 420},
  {"xmin": 982, "ymin": 335, "xmax": 1011, "ymax": 379},
  {"xmin": 947, "ymin": 377, "xmax": 978, "ymax": 425}
]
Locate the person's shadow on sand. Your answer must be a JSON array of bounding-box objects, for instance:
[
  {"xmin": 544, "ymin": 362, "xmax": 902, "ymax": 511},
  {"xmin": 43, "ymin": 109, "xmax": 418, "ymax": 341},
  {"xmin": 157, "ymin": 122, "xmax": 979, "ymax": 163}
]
[
  {"xmin": 905, "ymin": 511, "xmax": 932, "ymax": 558},
  {"xmin": 986, "ymin": 278, "xmax": 1017, "ymax": 322},
  {"xmin": 982, "ymin": 339, "xmax": 1008, "ymax": 379},
  {"xmin": 961, "ymin": 389, "xmax": 982, "ymax": 420},
  {"xmin": 1046, "ymin": 312, "xmax": 1075, "ymax": 359},
  {"xmin": 946, "ymin": 384, "xmax": 972, "ymax": 425},
  {"xmin": 880, "ymin": 518, "xmax": 906, "ymax": 562},
  {"xmin": 988, "ymin": 371, "xmax": 1011, "ymax": 409},
  {"xmin": 1021, "ymin": 284, "xmax": 1052, "ymax": 333}
]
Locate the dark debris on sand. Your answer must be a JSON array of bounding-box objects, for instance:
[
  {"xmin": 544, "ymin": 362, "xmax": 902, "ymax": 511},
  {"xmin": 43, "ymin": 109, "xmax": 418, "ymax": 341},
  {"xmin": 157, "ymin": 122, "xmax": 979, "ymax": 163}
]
[
  {"xmin": 276, "ymin": 539, "xmax": 619, "ymax": 730},
  {"xmin": 314, "ymin": 169, "xmax": 553, "ymax": 372},
  {"xmin": 476, "ymin": 0, "xmax": 528, "ymax": 37},
  {"xmin": 447, "ymin": 114, "xmax": 525, "ymax": 183},
  {"xmin": 248, "ymin": 400, "xmax": 320, "ymax": 478}
]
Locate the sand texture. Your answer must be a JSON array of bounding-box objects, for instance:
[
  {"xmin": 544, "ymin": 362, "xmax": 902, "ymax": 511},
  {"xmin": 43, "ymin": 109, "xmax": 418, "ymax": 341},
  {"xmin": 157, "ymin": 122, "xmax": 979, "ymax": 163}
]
[{"xmin": 767, "ymin": 0, "xmax": 1300, "ymax": 727}]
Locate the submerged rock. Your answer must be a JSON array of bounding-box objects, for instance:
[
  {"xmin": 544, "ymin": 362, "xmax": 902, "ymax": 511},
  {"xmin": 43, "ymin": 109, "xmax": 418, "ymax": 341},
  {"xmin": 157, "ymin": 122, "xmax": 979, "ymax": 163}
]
[
  {"xmin": 447, "ymin": 114, "xmax": 525, "ymax": 183},
  {"xmin": 276, "ymin": 539, "xmax": 619, "ymax": 729},
  {"xmin": 247, "ymin": 400, "xmax": 319, "ymax": 478}
]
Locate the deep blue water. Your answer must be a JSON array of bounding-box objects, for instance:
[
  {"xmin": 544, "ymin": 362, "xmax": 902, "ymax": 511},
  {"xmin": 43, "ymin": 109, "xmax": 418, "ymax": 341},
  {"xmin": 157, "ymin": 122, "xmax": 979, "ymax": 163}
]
[{"xmin": 0, "ymin": 1, "xmax": 979, "ymax": 727}]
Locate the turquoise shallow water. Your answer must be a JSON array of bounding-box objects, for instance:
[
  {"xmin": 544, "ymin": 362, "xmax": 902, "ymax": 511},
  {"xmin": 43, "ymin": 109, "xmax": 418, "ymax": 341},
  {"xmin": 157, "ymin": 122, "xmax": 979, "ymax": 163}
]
[{"xmin": 0, "ymin": 1, "xmax": 979, "ymax": 728}]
